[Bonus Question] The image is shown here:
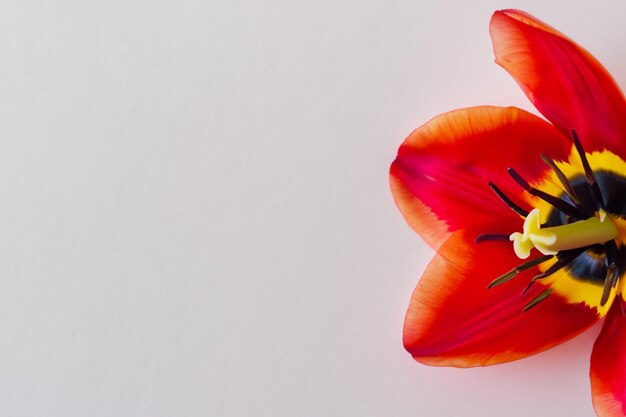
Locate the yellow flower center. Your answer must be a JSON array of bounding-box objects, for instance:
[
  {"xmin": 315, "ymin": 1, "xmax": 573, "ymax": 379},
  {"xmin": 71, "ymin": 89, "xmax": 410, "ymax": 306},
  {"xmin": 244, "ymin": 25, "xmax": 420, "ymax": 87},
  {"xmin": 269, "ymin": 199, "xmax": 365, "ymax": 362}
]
[
  {"xmin": 482, "ymin": 131, "xmax": 626, "ymax": 317},
  {"xmin": 525, "ymin": 149, "xmax": 626, "ymax": 316}
]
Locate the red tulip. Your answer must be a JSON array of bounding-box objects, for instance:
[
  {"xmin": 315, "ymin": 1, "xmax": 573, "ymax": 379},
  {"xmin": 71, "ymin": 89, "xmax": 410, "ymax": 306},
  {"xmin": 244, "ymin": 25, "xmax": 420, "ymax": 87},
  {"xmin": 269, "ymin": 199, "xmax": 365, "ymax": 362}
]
[{"xmin": 390, "ymin": 10, "xmax": 626, "ymax": 417}]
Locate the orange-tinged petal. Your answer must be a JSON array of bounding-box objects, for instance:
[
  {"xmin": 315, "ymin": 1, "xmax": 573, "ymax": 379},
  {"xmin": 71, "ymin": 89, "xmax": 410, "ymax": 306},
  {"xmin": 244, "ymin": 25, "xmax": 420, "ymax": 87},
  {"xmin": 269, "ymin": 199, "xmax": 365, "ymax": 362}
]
[
  {"xmin": 590, "ymin": 299, "xmax": 626, "ymax": 417},
  {"xmin": 490, "ymin": 9, "xmax": 626, "ymax": 157},
  {"xmin": 404, "ymin": 231, "xmax": 599, "ymax": 367},
  {"xmin": 390, "ymin": 106, "xmax": 569, "ymax": 250}
]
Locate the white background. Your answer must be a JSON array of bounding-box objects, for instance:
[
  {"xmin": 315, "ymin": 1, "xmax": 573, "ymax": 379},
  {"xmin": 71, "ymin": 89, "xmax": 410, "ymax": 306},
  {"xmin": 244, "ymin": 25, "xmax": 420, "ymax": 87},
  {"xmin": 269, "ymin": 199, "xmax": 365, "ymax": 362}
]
[{"xmin": 0, "ymin": 1, "xmax": 624, "ymax": 416}]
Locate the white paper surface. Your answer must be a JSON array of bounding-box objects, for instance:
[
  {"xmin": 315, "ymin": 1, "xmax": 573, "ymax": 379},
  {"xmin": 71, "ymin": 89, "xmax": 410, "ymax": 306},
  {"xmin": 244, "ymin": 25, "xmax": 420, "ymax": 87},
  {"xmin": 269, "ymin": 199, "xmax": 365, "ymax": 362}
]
[{"xmin": 0, "ymin": 1, "xmax": 624, "ymax": 416}]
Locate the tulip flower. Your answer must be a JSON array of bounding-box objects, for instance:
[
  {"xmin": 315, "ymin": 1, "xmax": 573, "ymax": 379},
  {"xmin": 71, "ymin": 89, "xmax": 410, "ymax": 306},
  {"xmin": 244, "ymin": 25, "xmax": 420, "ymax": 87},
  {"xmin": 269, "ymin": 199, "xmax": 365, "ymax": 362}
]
[{"xmin": 390, "ymin": 9, "xmax": 626, "ymax": 417}]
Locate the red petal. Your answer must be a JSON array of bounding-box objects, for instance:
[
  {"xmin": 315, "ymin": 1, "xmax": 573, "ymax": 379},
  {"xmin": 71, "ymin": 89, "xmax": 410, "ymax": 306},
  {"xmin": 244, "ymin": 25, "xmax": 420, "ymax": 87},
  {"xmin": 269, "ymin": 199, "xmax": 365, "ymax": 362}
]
[
  {"xmin": 490, "ymin": 9, "xmax": 626, "ymax": 156},
  {"xmin": 590, "ymin": 300, "xmax": 626, "ymax": 417},
  {"xmin": 404, "ymin": 231, "xmax": 599, "ymax": 367},
  {"xmin": 390, "ymin": 106, "xmax": 569, "ymax": 250}
]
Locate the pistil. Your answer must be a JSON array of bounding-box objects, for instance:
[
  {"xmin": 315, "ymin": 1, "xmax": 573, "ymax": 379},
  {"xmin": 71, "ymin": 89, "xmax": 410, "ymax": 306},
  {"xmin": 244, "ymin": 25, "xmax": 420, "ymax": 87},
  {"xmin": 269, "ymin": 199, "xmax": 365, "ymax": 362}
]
[{"xmin": 510, "ymin": 208, "xmax": 617, "ymax": 259}]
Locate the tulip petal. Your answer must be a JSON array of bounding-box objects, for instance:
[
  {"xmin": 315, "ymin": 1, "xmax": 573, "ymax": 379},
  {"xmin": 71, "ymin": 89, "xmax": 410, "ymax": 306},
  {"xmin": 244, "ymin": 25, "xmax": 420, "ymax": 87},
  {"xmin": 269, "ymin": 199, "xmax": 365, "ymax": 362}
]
[
  {"xmin": 590, "ymin": 299, "xmax": 626, "ymax": 417},
  {"xmin": 490, "ymin": 9, "xmax": 626, "ymax": 156},
  {"xmin": 390, "ymin": 106, "xmax": 569, "ymax": 250},
  {"xmin": 404, "ymin": 231, "xmax": 599, "ymax": 367}
]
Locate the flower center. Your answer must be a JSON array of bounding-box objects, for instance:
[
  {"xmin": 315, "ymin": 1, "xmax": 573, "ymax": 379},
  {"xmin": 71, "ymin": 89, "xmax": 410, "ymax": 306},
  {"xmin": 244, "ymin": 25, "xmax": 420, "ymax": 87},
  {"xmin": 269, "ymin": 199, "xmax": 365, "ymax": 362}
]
[{"xmin": 479, "ymin": 130, "xmax": 626, "ymax": 316}]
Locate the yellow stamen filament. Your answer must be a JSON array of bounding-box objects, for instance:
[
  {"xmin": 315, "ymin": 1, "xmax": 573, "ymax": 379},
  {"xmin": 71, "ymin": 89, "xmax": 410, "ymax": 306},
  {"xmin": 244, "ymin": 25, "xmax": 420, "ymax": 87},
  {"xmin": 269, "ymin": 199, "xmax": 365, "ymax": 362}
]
[{"xmin": 509, "ymin": 209, "xmax": 617, "ymax": 259}]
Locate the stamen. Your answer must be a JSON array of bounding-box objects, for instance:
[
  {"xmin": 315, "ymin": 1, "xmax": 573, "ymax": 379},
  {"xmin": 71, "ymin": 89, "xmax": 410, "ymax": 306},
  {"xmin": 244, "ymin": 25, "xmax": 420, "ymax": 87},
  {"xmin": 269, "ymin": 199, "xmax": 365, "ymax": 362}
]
[
  {"xmin": 507, "ymin": 168, "xmax": 586, "ymax": 219},
  {"xmin": 522, "ymin": 246, "xmax": 589, "ymax": 295},
  {"xmin": 533, "ymin": 247, "xmax": 589, "ymax": 281},
  {"xmin": 600, "ymin": 240, "xmax": 620, "ymax": 306},
  {"xmin": 571, "ymin": 129, "xmax": 605, "ymax": 209},
  {"xmin": 523, "ymin": 288, "xmax": 553, "ymax": 312},
  {"xmin": 540, "ymin": 154, "xmax": 581, "ymax": 206},
  {"xmin": 488, "ymin": 182, "xmax": 529, "ymax": 217},
  {"xmin": 600, "ymin": 264, "xmax": 617, "ymax": 306},
  {"xmin": 605, "ymin": 240, "xmax": 619, "ymax": 275},
  {"xmin": 475, "ymin": 234, "xmax": 511, "ymax": 244},
  {"xmin": 487, "ymin": 254, "xmax": 553, "ymax": 289}
]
